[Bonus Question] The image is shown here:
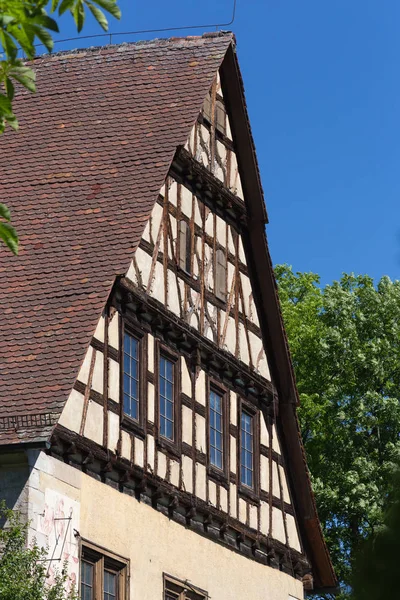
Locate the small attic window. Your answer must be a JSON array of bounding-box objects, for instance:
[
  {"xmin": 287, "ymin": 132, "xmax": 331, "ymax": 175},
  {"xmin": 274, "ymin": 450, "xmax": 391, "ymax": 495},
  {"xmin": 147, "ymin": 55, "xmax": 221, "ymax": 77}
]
[{"xmin": 179, "ymin": 219, "xmax": 191, "ymax": 273}]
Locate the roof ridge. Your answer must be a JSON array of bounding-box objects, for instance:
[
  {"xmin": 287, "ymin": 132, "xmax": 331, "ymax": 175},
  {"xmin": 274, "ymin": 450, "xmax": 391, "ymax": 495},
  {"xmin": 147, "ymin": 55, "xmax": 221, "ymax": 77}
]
[{"xmin": 28, "ymin": 30, "xmax": 234, "ymax": 62}]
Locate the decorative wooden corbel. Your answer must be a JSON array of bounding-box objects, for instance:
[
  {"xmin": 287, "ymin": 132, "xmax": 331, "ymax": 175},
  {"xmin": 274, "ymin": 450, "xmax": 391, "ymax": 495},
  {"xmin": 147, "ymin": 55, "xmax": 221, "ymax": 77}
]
[
  {"xmin": 151, "ymin": 486, "xmax": 164, "ymax": 509},
  {"xmin": 82, "ymin": 451, "xmax": 94, "ymax": 466},
  {"xmin": 302, "ymin": 573, "xmax": 314, "ymax": 591},
  {"xmin": 135, "ymin": 476, "xmax": 147, "ymax": 497},
  {"xmin": 251, "ymin": 538, "xmax": 260, "ymax": 556},
  {"xmin": 236, "ymin": 531, "xmax": 244, "ymax": 547},
  {"xmin": 168, "ymin": 495, "xmax": 179, "ymax": 517},
  {"xmin": 203, "ymin": 512, "xmax": 212, "ymax": 532},
  {"xmin": 185, "ymin": 505, "xmax": 197, "ymax": 526},
  {"xmin": 219, "ymin": 519, "xmax": 228, "ymax": 539},
  {"xmin": 63, "ymin": 442, "xmax": 77, "ymax": 460}
]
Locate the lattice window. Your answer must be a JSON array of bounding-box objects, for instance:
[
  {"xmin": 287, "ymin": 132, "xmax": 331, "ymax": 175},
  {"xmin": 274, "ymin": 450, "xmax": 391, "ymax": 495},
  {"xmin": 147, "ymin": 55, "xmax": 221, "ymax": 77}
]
[
  {"xmin": 104, "ymin": 571, "xmax": 117, "ymax": 600},
  {"xmin": 240, "ymin": 410, "xmax": 254, "ymax": 488},
  {"xmin": 159, "ymin": 355, "xmax": 175, "ymax": 440},
  {"xmin": 209, "ymin": 389, "xmax": 224, "ymax": 470},
  {"xmin": 123, "ymin": 332, "xmax": 140, "ymax": 420},
  {"xmin": 80, "ymin": 544, "xmax": 128, "ymax": 600},
  {"xmin": 81, "ymin": 560, "xmax": 94, "ymax": 600}
]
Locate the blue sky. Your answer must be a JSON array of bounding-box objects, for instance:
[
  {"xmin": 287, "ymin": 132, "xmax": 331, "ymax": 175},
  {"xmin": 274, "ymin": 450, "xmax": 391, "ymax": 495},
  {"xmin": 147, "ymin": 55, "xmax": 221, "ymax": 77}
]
[{"xmin": 52, "ymin": 0, "xmax": 400, "ymax": 286}]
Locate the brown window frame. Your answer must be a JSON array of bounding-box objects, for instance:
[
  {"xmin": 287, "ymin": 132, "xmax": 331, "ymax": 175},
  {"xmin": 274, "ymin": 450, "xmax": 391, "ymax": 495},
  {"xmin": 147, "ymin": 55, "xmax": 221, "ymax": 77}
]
[
  {"xmin": 120, "ymin": 319, "xmax": 147, "ymax": 439},
  {"xmin": 155, "ymin": 341, "xmax": 181, "ymax": 459},
  {"xmin": 163, "ymin": 574, "xmax": 208, "ymax": 600},
  {"xmin": 80, "ymin": 541, "xmax": 128, "ymax": 600},
  {"xmin": 237, "ymin": 397, "xmax": 260, "ymax": 502},
  {"xmin": 206, "ymin": 377, "xmax": 229, "ymax": 486}
]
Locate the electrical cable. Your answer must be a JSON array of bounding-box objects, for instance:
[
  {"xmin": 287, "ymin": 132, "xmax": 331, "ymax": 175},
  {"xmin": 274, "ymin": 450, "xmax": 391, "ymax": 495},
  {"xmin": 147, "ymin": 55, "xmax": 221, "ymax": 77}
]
[{"xmin": 35, "ymin": 0, "xmax": 236, "ymax": 49}]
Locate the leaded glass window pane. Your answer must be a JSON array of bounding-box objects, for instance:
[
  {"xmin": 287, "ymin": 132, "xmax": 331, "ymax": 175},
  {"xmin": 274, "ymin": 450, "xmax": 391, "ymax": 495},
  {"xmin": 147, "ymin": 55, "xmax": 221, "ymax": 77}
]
[
  {"xmin": 240, "ymin": 410, "xmax": 253, "ymax": 488},
  {"xmin": 160, "ymin": 356, "xmax": 174, "ymax": 440},
  {"xmin": 123, "ymin": 332, "xmax": 139, "ymax": 420},
  {"xmin": 209, "ymin": 390, "xmax": 223, "ymax": 469},
  {"xmin": 81, "ymin": 560, "xmax": 94, "ymax": 600}
]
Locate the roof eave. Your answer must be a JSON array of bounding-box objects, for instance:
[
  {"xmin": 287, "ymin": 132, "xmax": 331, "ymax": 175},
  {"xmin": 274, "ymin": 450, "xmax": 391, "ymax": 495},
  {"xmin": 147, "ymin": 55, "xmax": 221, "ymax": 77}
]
[{"xmin": 219, "ymin": 43, "xmax": 337, "ymax": 592}]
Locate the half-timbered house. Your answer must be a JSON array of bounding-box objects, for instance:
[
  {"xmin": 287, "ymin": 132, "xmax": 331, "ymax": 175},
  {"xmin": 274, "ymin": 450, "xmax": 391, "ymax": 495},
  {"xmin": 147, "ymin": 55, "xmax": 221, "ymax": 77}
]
[{"xmin": 0, "ymin": 32, "xmax": 337, "ymax": 599}]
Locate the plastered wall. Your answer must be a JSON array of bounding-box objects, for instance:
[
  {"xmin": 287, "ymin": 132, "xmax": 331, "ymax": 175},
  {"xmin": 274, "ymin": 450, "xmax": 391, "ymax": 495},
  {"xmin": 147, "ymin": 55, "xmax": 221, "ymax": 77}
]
[{"xmin": 79, "ymin": 473, "xmax": 304, "ymax": 600}]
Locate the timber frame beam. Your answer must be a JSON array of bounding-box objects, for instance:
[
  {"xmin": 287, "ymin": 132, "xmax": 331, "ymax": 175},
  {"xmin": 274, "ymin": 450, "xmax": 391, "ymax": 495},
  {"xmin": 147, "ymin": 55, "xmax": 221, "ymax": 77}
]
[
  {"xmin": 111, "ymin": 278, "xmax": 276, "ymax": 412},
  {"xmin": 170, "ymin": 146, "xmax": 248, "ymax": 232}
]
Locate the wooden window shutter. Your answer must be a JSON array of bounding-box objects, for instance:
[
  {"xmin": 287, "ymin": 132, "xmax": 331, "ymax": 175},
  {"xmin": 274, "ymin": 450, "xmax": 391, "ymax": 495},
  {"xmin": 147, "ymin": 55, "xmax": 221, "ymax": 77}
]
[
  {"xmin": 203, "ymin": 92, "xmax": 212, "ymax": 123},
  {"xmin": 215, "ymin": 99, "xmax": 226, "ymax": 135},
  {"xmin": 215, "ymin": 248, "xmax": 227, "ymax": 301},
  {"xmin": 179, "ymin": 220, "xmax": 191, "ymax": 273}
]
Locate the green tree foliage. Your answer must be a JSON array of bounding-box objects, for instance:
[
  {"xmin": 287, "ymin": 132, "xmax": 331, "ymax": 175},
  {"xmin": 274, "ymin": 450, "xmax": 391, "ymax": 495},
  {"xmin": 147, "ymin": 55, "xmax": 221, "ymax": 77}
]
[
  {"xmin": 0, "ymin": 0, "xmax": 121, "ymax": 254},
  {"xmin": 352, "ymin": 467, "xmax": 400, "ymax": 600},
  {"xmin": 275, "ymin": 265, "xmax": 400, "ymax": 599},
  {"xmin": 0, "ymin": 502, "xmax": 77, "ymax": 600}
]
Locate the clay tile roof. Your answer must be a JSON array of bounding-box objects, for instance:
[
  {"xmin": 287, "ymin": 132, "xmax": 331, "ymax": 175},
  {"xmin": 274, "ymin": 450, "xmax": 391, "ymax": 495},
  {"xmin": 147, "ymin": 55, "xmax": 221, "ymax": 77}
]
[{"xmin": 0, "ymin": 32, "xmax": 233, "ymax": 444}]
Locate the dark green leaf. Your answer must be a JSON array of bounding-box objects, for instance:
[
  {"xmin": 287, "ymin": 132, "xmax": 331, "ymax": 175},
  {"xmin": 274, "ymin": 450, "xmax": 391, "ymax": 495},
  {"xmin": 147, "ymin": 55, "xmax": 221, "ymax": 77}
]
[
  {"xmin": 32, "ymin": 14, "xmax": 60, "ymax": 33},
  {"xmin": 9, "ymin": 65, "xmax": 36, "ymax": 93},
  {"xmin": 73, "ymin": 1, "xmax": 85, "ymax": 33},
  {"xmin": 0, "ymin": 30, "xmax": 18, "ymax": 61},
  {"xmin": 58, "ymin": 0, "xmax": 75, "ymax": 16},
  {"xmin": 5, "ymin": 76, "xmax": 15, "ymax": 100},
  {"xmin": 0, "ymin": 221, "xmax": 18, "ymax": 254},
  {"xmin": 0, "ymin": 93, "xmax": 12, "ymax": 114},
  {"xmin": 6, "ymin": 113, "xmax": 18, "ymax": 130},
  {"xmin": 90, "ymin": 0, "xmax": 121, "ymax": 20},
  {"xmin": 87, "ymin": 2, "xmax": 108, "ymax": 31},
  {"xmin": 25, "ymin": 24, "xmax": 54, "ymax": 52},
  {"xmin": 7, "ymin": 24, "xmax": 35, "ymax": 58},
  {"xmin": 0, "ymin": 203, "xmax": 11, "ymax": 221}
]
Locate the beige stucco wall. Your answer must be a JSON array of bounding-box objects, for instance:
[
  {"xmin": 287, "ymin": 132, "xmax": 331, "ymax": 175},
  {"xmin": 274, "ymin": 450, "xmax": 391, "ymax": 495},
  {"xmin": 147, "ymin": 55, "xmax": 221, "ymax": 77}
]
[
  {"xmin": 7, "ymin": 451, "xmax": 303, "ymax": 600},
  {"xmin": 79, "ymin": 468, "xmax": 304, "ymax": 600}
]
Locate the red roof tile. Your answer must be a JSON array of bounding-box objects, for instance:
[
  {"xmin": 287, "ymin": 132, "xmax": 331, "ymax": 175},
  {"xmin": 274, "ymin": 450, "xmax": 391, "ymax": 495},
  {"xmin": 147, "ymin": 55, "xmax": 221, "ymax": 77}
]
[{"xmin": 0, "ymin": 32, "xmax": 233, "ymax": 443}]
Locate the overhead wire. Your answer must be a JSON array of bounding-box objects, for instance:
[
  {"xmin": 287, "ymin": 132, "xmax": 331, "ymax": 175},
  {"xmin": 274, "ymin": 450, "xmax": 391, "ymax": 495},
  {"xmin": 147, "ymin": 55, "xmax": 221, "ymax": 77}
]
[{"xmin": 34, "ymin": 0, "xmax": 236, "ymax": 49}]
